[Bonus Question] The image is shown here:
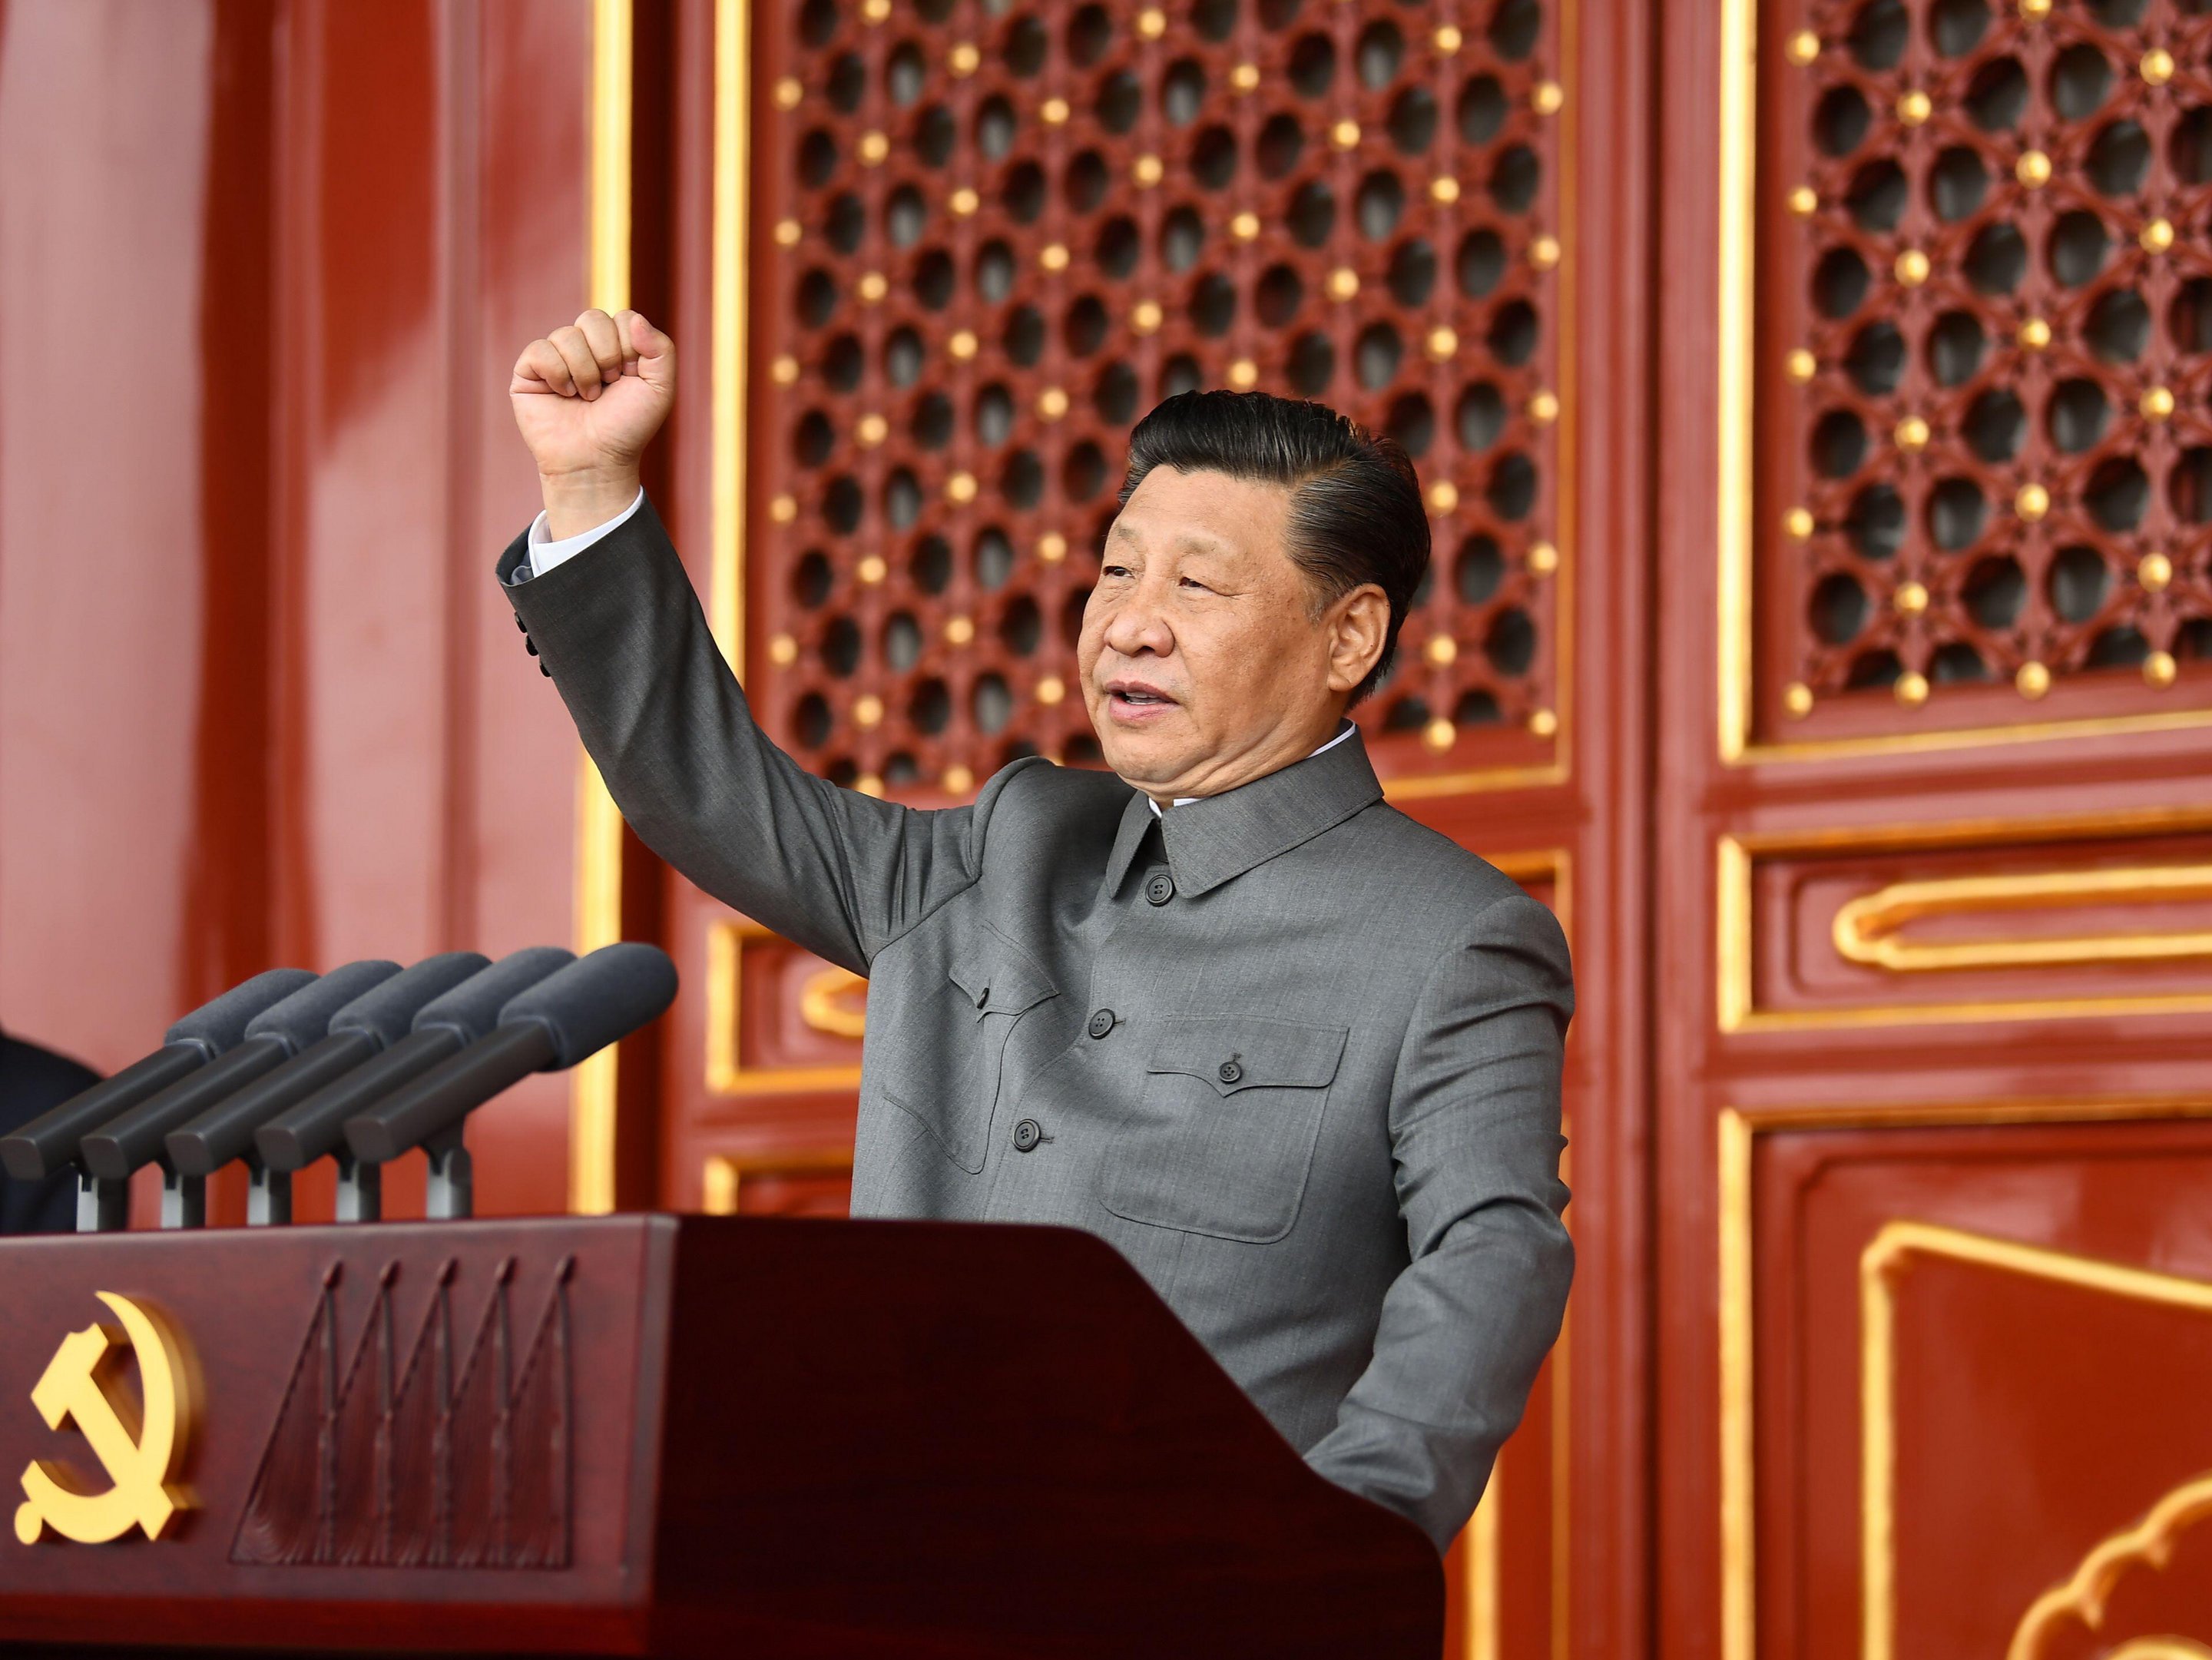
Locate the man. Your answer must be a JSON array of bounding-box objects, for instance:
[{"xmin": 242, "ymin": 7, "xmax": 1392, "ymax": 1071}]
[{"xmin": 505, "ymin": 309, "xmax": 1571, "ymax": 1552}]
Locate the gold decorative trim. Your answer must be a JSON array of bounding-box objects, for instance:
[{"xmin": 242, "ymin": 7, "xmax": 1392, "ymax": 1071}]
[
  {"xmin": 705, "ymin": 921, "xmax": 865, "ymax": 1096},
  {"xmin": 702, "ymin": 1147, "xmax": 855, "ymax": 1215},
  {"xmin": 1466, "ymin": 1464, "xmax": 1502, "ymax": 1660},
  {"xmin": 1717, "ymin": 807, "xmax": 2212, "ymax": 1031},
  {"xmin": 797, "ymin": 965, "xmax": 868, "ymax": 1038},
  {"xmin": 1717, "ymin": 1095, "xmax": 2212, "ymax": 1660},
  {"xmin": 1833, "ymin": 865, "xmax": 2212, "ymax": 974},
  {"xmin": 570, "ymin": 0, "xmax": 634, "ymax": 1217},
  {"xmin": 2107, "ymin": 1643, "xmax": 2212, "ymax": 1660},
  {"xmin": 710, "ymin": 0, "xmax": 749, "ymax": 670}
]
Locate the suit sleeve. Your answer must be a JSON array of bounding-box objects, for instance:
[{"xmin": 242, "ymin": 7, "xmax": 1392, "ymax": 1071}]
[
  {"xmin": 501, "ymin": 498, "xmax": 1008, "ymax": 974},
  {"xmin": 1301, "ymin": 890, "xmax": 1575, "ymax": 1552}
]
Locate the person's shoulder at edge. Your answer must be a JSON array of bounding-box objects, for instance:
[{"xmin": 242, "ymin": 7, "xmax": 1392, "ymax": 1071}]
[{"xmin": 1336, "ymin": 794, "xmax": 1564, "ymax": 936}]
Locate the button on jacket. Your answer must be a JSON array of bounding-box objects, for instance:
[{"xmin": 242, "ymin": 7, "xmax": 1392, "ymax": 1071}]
[{"xmin": 502, "ymin": 499, "xmax": 1574, "ymax": 1552}]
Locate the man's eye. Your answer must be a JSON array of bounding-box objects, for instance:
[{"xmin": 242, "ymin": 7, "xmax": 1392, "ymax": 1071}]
[
  {"xmin": 1179, "ymin": 576, "xmax": 1214, "ymax": 591},
  {"xmin": 1102, "ymin": 564, "xmax": 1133, "ymax": 578}
]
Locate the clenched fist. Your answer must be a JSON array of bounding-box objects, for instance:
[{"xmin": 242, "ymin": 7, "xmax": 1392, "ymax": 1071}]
[{"xmin": 510, "ymin": 309, "xmax": 675, "ymax": 537}]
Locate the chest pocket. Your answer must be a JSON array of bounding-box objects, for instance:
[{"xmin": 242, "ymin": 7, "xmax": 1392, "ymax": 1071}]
[
  {"xmin": 1099, "ymin": 1015, "xmax": 1349, "ymax": 1244},
  {"xmin": 869, "ymin": 928, "xmax": 1057, "ymax": 1174}
]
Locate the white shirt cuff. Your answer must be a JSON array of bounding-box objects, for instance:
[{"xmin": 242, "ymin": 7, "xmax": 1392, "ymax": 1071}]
[{"xmin": 521, "ymin": 489, "xmax": 646, "ymax": 578}]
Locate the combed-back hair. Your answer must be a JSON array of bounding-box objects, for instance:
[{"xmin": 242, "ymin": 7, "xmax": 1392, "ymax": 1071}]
[{"xmin": 1118, "ymin": 390, "xmax": 1429, "ymax": 704}]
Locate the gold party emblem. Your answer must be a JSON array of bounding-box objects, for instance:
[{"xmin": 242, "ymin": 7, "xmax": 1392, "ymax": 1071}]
[{"xmin": 15, "ymin": 1293, "xmax": 195, "ymax": 1545}]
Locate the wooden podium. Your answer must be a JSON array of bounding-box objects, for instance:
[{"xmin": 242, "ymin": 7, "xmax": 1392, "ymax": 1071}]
[{"xmin": 0, "ymin": 1215, "xmax": 1440, "ymax": 1657}]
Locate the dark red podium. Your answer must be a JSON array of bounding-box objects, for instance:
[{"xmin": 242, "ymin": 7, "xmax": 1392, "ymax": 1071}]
[{"xmin": 0, "ymin": 1215, "xmax": 1439, "ymax": 1657}]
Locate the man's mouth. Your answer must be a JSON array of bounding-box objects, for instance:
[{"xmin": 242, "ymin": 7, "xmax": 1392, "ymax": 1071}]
[{"xmin": 1104, "ymin": 680, "xmax": 1180, "ymax": 718}]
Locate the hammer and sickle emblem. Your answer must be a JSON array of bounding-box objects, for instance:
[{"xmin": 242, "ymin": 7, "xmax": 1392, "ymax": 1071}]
[{"xmin": 14, "ymin": 1292, "xmax": 195, "ymax": 1546}]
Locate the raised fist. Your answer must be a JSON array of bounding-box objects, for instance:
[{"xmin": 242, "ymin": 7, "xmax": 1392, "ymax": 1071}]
[{"xmin": 509, "ymin": 309, "xmax": 675, "ymax": 536}]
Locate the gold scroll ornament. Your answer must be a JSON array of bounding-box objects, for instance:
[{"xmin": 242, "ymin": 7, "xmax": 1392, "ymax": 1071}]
[{"xmin": 1834, "ymin": 865, "xmax": 2212, "ymax": 974}]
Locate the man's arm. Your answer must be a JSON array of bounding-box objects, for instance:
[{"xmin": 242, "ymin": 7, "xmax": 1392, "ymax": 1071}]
[
  {"xmin": 506, "ymin": 310, "xmax": 1004, "ymax": 973},
  {"xmin": 1302, "ymin": 890, "xmax": 1575, "ymax": 1552}
]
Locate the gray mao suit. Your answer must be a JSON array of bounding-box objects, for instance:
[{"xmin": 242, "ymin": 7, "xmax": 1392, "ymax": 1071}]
[{"xmin": 502, "ymin": 500, "xmax": 1573, "ymax": 1551}]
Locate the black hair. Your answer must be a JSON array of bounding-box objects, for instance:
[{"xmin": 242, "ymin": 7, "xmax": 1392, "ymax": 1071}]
[{"xmin": 1117, "ymin": 390, "xmax": 1430, "ymax": 704}]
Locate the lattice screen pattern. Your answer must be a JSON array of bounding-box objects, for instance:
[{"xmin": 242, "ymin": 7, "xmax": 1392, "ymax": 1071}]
[
  {"xmin": 1770, "ymin": 0, "xmax": 2212, "ymax": 721},
  {"xmin": 751, "ymin": 0, "xmax": 1565, "ymax": 794}
]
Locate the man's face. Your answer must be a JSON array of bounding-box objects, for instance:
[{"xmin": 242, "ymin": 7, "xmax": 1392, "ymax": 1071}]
[{"xmin": 1078, "ymin": 466, "xmax": 1384, "ymax": 802}]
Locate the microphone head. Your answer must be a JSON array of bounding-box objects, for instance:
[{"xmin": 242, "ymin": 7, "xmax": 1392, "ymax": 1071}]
[
  {"xmin": 245, "ymin": 961, "xmax": 402, "ymax": 1055},
  {"xmin": 329, "ymin": 952, "xmax": 492, "ymax": 1049},
  {"xmin": 412, "ymin": 947, "xmax": 574, "ymax": 1045},
  {"xmin": 165, "ymin": 968, "xmax": 319, "ymax": 1060},
  {"xmin": 498, "ymin": 943, "xmax": 678, "ymax": 1069}
]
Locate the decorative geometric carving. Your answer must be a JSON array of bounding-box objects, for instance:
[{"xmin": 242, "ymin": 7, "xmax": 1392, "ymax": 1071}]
[
  {"xmin": 753, "ymin": 0, "xmax": 1565, "ymax": 794},
  {"xmin": 1765, "ymin": 0, "xmax": 2212, "ymax": 724},
  {"xmin": 231, "ymin": 1257, "xmax": 571, "ymax": 1569}
]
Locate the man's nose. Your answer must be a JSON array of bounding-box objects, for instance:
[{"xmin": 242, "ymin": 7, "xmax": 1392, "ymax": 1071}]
[{"xmin": 1101, "ymin": 581, "xmax": 1174, "ymax": 658}]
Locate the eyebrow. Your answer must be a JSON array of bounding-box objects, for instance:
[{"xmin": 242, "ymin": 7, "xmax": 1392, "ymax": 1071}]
[{"xmin": 1108, "ymin": 521, "xmax": 1237, "ymax": 558}]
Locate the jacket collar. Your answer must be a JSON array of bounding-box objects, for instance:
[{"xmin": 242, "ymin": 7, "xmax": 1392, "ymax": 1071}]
[{"xmin": 1101, "ymin": 726, "xmax": 1383, "ymax": 899}]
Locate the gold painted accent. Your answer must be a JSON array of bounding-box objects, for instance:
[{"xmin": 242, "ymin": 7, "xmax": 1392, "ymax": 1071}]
[
  {"xmin": 1528, "ymin": 707, "xmax": 1559, "ymax": 738},
  {"xmin": 1038, "ymin": 532, "xmax": 1068, "ymax": 562},
  {"xmin": 2141, "ymin": 551, "xmax": 2174, "ymax": 590},
  {"xmin": 1041, "ymin": 96, "xmax": 1070, "ymax": 125},
  {"xmin": 706, "ymin": 925, "xmax": 864, "ymax": 1096},
  {"xmin": 768, "ymin": 633, "xmax": 798, "ymax": 666},
  {"xmin": 1833, "ymin": 863, "xmax": 2212, "ymax": 972},
  {"xmin": 1428, "ymin": 480, "xmax": 1460, "ymax": 514},
  {"xmin": 1434, "ymin": 22, "xmax": 1463, "ymax": 52},
  {"xmin": 857, "ymin": 270, "xmax": 888, "ymax": 303},
  {"xmin": 703, "ymin": 1148, "xmax": 857, "ymax": 1213},
  {"xmin": 1894, "ymin": 579, "xmax": 1928, "ymax": 614},
  {"xmin": 1040, "ymin": 241, "xmax": 1070, "ymax": 272},
  {"xmin": 945, "ymin": 471, "xmax": 978, "ymax": 505},
  {"xmin": 2016, "ymin": 148, "xmax": 2051, "ymax": 187},
  {"xmin": 1432, "ymin": 176, "xmax": 1462, "ymax": 204},
  {"xmin": 950, "ymin": 186, "xmax": 979, "ymax": 216},
  {"xmin": 773, "ymin": 217, "xmax": 801, "ymax": 247},
  {"xmin": 1786, "ymin": 347, "xmax": 1817, "ymax": 383},
  {"xmin": 2142, "ymin": 385, "xmax": 2176, "ymax": 421},
  {"xmin": 859, "ymin": 0, "xmax": 889, "ymax": 22},
  {"xmin": 2146, "ymin": 649, "xmax": 2179, "ymax": 690},
  {"xmin": 770, "ymin": 493, "xmax": 798, "ymax": 524},
  {"xmin": 1137, "ymin": 5, "xmax": 1166, "ymax": 36},
  {"xmin": 1528, "ymin": 389, "xmax": 1561, "ymax": 424},
  {"xmin": 1894, "ymin": 247, "xmax": 1930, "ymax": 286},
  {"xmin": 1332, "ymin": 118, "xmax": 1361, "ymax": 148},
  {"xmin": 856, "ymin": 413, "xmax": 888, "ymax": 448},
  {"xmin": 2107, "ymin": 1644, "xmax": 2212, "ymax": 1660},
  {"xmin": 1037, "ymin": 386, "xmax": 1069, "ymax": 420},
  {"xmin": 1894, "ymin": 415, "xmax": 1929, "ymax": 450},
  {"xmin": 949, "ymin": 328, "xmax": 979, "ymax": 360},
  {"xmin": 1893, "ymin": 670, "xmax": 1929, "ymax": 707},
  {"xmin": 856, "ymin": 553, "xmax": 886, "ymax": 584},
  {"xmin": 1422, "ymin": 716, "xmax": 1456, "ymax": 751},
  {"xmin": 1228, "ymin": 359, "xmax": 1259, "ymax": 389},
  {"xmin": 1429, "ymin": 325, "xmax": 1462, "ymax": 360},
  {"xmin": 1427, "ymin": 635, "xmax": 1459, "ymax": 666},
  {"xmin": 853, "ymin": 694, "xmax": 883, "ymax": 727},
  {"xmin": 1787, "ymin": 184, "xmax": 1819, "ymax": 216},
  {"xmin": 1784, "ymin": 27, "xmax": 1820, "ymax": 65},
  {"xmin": 1232, "ymin": 61, "xmax": 1260, "ymax": 91},
  {"xmin": 2141, "ymin": 45, "xmax": 2177, "ymax": 86},
  {"xmin": 943, "ymin": 763, "xmax": 975, "ymax": 794},
  {"xmin": 708, "ymin": 0, "xmax": 748, "ymax": 674},
  {"xmin": 2144, "ymin": 217, "xmax": 2177, "ymax": 253},
  {"xmin": 1528, "ymin": 541, "xmax": 1560, "ymax": 575},
  {"xmin": 1895, "ymin": 88, "xmax": 1931, "ymax": 126},
  {"xmin": 771, "ymin": 353, "xmax": 800, "ymax": 385},
  {"xmin": 944, "ymin": 615, "xmax": 975, "ymax": 645},
  {"xmin": 1232, "ymin": 210, "xmax": 1260, "ymax": 240},
  {"xmin": 2018, "ymin": 0, "xmax": 2050, "ymax": 15},
  {"xmin": 2015, "ymin": 482, "xmax": 2050, "ymax": 520},
  {"xmin": 1036, "ymin": 674, "xmax": 1066, "ymax": 706},
  {"xmin": 1784, "ymin": 506, "xmax": 1814, "ymax": 540},
  {"xmin": 2019, "ymin": 316, "xmax": 2052, "ymax": 350},
  {"xmin": 1327, "ymin": 267, "xmax": 1360, "ymax": 301},
  {"xmin": 1784, "ymin": 681, "xmax": 1813, "ymax": 717},
  {"xmin": 1131, "ymin": 299, "xmax": 1164, "ymax": 333},
  {"xmin": 1467, "ymin": 1464, "xmax": 1503, "ymax": 1660},
  {"xmin": 2017, "ymin": 660, "xmax": 2051, "ymax": 699},
  {"xmin": 1531, "ymin": 234, "xmax": 1562, "ymax": 268},
  {"xmin": 855, "ymin": 773, "xmax": 882, "ymax": 797},
  {"xmin": 1133, "ymin": 154, "xmax": 1164, "ymax": 187},
  {"xmin": 773, "ymin": 75, "xmax": 802, "ymax": 109},
  {"xmin": 1532, "ymin": 79, "xmax": 1564, "ymax": 114},
  {"xmin": 15, "ymin": 1294, "xmax": 196, "ymax": 1545},
  {"xmin": 947, "ymin": 41, "xmax": 979, "ymax": 75},
  {"xmin": 797, "ymin": 966, "xmax": 868, "ymax": 1037}
]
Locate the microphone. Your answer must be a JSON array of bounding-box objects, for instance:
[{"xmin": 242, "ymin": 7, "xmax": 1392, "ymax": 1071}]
[
  {"xmin": 0, "ymin": 967, "xmax": 316, "ymax": 1231},
  {"xmin": 77, "ymin": 962, "xmax": 402, "ymax": 1227},
  {"xmin": 161, "ymin": 952, "xmax": 492, "ymax": 1223},
  {"xmin": 343, "ymin": 943, "xmax": 677, "ymax": 1218},
  {"xmin": 256, "ymin": 946, "xmax": 573, "ymax": 1221}
]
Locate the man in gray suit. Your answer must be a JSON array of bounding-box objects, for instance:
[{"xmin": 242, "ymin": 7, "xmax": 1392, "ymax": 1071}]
[{"xmin": 505, "ymin": 310, "xmax": 1571, "ymax": 1552}]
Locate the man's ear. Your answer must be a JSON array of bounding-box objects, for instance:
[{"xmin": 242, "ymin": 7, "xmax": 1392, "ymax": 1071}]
[{"xmin": 1324, "ymin": 584, "xmax": 1391, "ymax": 696}]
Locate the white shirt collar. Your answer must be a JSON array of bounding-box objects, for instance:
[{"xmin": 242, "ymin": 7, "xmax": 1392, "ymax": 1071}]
[{"xmin": 1146, "ymin": 722, "xmax": 1358, "ymax": 817}]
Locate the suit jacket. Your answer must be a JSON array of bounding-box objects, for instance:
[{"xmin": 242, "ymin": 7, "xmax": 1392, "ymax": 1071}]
[{"xmin": 502, "ymin": 501, "xmax": 1574, "ymax": 1550}]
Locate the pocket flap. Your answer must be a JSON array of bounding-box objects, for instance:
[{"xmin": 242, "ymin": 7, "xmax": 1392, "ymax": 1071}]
[
  {"xmin": 945, "ymin": 937, "xmax": 1058, "ymax": 1018},
  {"xmin": 1145, "ymin": 1016, "xmax": 1348, "ymax": 1096}
]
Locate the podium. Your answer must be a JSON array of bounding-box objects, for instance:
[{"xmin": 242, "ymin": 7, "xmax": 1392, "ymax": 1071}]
[{"xmin": 0, "ymin": 1215, "xmax": 1440, "ymax": 1657}]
